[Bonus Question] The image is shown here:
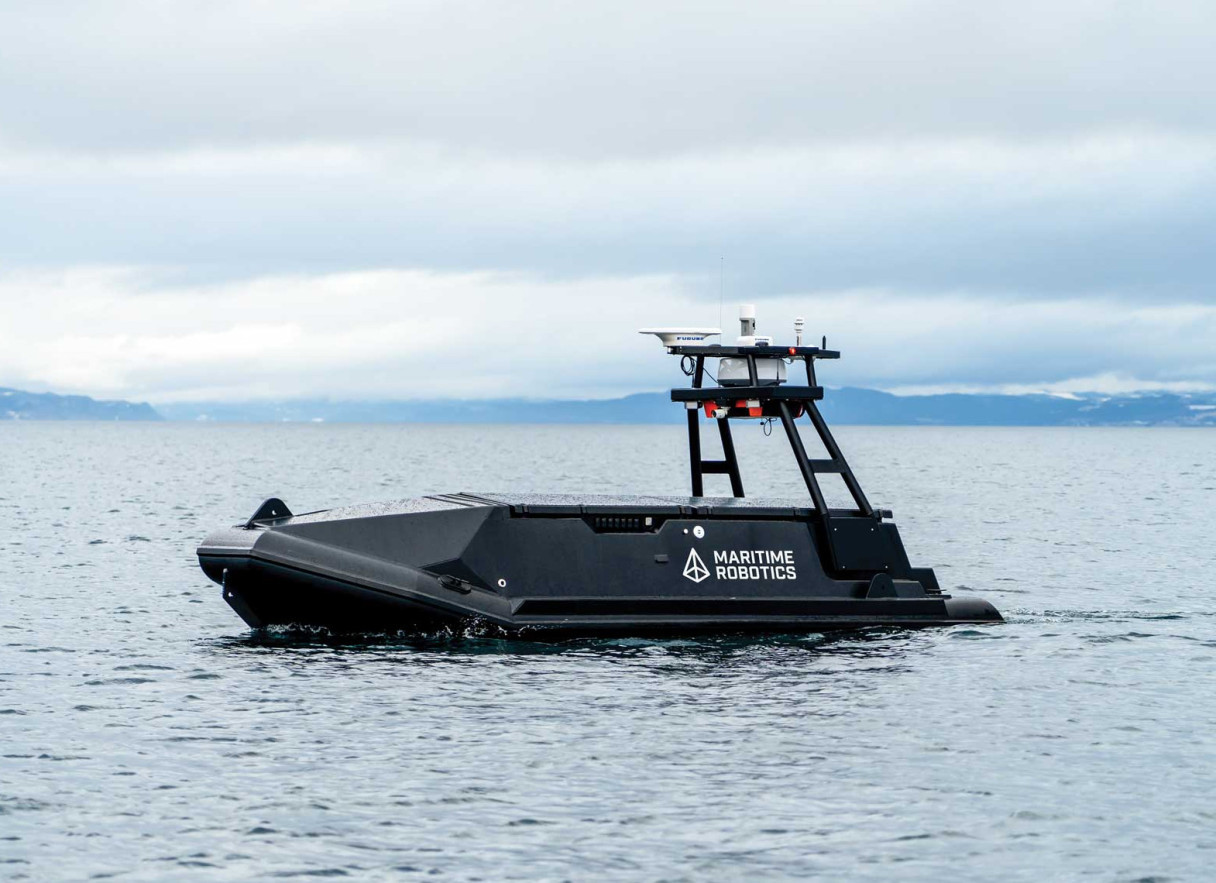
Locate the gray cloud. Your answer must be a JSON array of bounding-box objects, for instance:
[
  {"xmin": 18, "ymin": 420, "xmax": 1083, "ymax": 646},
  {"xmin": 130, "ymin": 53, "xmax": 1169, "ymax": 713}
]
[
  {"xmin": 3, "ymin": 135, "xmax": 1214, "ymax": 298},
  {"xmin": 2, "ymin": 2, "xmax": 1214, "ymax": 397},
  {"xmin": 0, "ymin": 133, "xmax": 1211, "ymax": 300},
  {"xmin": 4, "ymin": 2, "xmax": 1216, "ymax": 154},
  {"xmin": 1, "ymin": 269, "xmax": 1213, "ymax": 401}
]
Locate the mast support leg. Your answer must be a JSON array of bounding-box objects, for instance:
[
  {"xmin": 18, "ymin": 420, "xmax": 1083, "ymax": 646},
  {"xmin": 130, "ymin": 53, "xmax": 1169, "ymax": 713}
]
[
  {"xmin": 686, "ymin": 354, "xmax": 706, "ymax": 497},
  {"xmin": 717, "ymin": 419, "xmax": 745, "ymax": 497},
  {"xmin": 778, "ymin": 402, "xmax": 828, "ymax": 514},
  {"xmin": 687, "ymin": 408, "xmax": 704, "ymax": 497},
  {"xmin": 804, "ymin": 402, "xmax": 873, "ymax": 516}
]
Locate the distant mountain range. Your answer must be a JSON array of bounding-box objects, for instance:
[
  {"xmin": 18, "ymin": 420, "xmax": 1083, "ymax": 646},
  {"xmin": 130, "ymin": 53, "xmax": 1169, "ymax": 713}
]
[
  {"xmin": 0, "ymin": 387, "xmax": 160, "ymax": 421},
  {"xmin": 4, "ymin": 384, "xmax": 1214, "ymax": 426},
  {"xmin": 156, "ymin": 388, "xmax": 1216, "ymax": 427}
]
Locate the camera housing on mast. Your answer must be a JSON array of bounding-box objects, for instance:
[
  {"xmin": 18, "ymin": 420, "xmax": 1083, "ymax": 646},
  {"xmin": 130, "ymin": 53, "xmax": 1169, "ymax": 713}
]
[{"xmin": 718, "ymin": 304, "xmax": 787, "ymax": 387}]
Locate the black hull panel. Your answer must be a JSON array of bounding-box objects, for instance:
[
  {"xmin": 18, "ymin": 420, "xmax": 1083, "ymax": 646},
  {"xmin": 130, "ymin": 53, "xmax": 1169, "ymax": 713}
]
[
  {"xmin": 198, "ymin": 493, "xmax": 1002, "ymax": 636},
  {"xmin": 212, "ymin": 557, "xmax": 461, "ymax": 633},
  {"xmin": 208, "ymin": 556, "xmax": 1001, "ymax": 636}
]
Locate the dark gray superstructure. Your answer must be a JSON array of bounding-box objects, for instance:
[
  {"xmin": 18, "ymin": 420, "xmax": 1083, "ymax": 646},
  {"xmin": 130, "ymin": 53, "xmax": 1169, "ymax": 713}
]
[{"xmin": 198, "ymin": 312, "xmax": 1002, "ymax": 634}]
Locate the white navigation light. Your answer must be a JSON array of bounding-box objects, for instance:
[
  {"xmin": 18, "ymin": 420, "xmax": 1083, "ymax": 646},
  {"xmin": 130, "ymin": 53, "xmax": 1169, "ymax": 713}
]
[
  {"xmin": 638, "ymin": 328, "xmax": 722, "ymax": 347},
  {"xmin": 794, "ymin": 316, "xmax": 805, "ymax": 346}
]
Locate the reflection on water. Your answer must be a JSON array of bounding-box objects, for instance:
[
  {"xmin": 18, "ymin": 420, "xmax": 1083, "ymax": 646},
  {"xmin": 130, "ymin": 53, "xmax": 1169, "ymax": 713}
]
[{"xmin": 2, "ymin": 422, "xmax": 1214, "ymax": 881}]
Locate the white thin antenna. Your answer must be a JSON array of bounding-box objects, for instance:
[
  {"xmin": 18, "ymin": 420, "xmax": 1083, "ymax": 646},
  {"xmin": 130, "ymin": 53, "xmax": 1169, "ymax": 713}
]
[{"xmin": 710, "ymin": 261, "xmax": 719, "ymax": 338}]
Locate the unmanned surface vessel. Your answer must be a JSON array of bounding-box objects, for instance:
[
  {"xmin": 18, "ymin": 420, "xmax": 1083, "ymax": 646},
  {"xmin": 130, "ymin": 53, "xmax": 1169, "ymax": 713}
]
[{"xmin": 198, "ymin": 307, "xmax": 1001, "ymax": 635}]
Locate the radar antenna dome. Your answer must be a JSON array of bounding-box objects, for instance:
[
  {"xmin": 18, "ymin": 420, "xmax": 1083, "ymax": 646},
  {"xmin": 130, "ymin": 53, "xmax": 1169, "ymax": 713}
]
[{"xmin": 638, "ymin": 328, "xmax": 722, "ymax": 347}]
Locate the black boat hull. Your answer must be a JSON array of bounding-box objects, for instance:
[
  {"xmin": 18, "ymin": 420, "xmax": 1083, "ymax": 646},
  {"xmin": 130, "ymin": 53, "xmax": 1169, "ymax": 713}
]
[{"xmin": 198, "ymin": 493, "xmax": 1002, "ymax": 636}]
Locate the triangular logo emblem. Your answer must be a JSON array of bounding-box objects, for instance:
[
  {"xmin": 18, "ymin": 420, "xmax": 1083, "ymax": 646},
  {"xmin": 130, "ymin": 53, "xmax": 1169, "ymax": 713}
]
[{"xmin": 683, "ymin": 548, "xmax": 710, "ymax": 583}]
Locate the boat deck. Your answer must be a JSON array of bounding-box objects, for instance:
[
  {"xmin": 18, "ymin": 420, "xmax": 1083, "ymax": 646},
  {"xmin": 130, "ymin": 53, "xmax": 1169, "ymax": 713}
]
[
  {"xmin": 464, "ymin": 492, "xmax": 820, "ymax": 518},
  {"xmin": 269, "ymin": 492, "xmax": 841, "ymax": 526}
]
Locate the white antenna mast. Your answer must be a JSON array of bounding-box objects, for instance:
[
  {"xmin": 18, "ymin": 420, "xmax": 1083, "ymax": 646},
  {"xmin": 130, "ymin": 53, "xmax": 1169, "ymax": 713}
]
[{"xmin": 710, "ymin": 261, "xmax": 719, "ymax": 338}]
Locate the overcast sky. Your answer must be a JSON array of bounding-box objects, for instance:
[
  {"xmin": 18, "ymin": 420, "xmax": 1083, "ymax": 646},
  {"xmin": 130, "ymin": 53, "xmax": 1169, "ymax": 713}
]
[{"xmin": 2, "ymin": 0, "xmax": 1215, "ymax": 402}]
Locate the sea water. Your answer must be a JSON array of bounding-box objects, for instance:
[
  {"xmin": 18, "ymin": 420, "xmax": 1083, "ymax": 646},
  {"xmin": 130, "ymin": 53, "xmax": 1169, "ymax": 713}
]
[{"xmin": 1, "ymin": 422, "xmax": 1214, "ymax": 881}]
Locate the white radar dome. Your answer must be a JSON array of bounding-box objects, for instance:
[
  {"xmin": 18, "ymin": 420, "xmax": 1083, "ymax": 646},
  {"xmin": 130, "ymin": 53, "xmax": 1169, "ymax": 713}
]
[{"xmin": 638, "ymin": 328, "xmax": 722, "ymax": 347}]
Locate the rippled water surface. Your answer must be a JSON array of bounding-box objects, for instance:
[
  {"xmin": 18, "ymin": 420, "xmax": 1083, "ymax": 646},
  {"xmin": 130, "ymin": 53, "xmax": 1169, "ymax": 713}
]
[{"xmin": 2, "ymin": 423, "xmax": 1214, "ymax": 881}]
